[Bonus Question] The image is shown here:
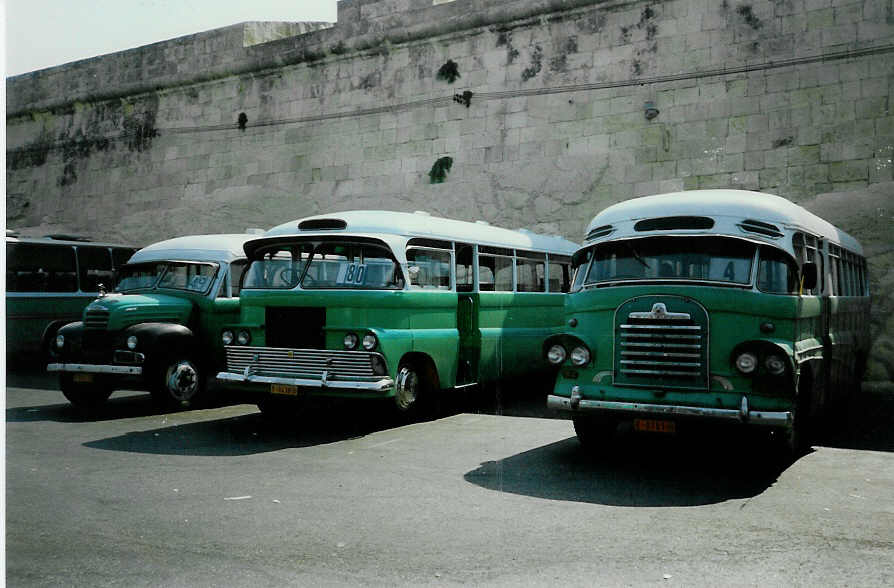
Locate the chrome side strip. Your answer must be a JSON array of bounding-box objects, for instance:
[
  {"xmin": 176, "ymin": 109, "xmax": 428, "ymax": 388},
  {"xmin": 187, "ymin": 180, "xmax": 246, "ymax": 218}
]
[
  {"xmin": 47, "ymin": 363, "xmax": 143, "ymax": 376},
  {"xmin": 547, "ymin": 393, "xmax": 792, "ymax": 428}
]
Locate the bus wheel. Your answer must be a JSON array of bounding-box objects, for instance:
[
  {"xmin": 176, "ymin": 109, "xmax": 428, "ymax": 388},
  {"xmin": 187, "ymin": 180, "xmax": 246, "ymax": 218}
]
[
  {"xmin": 394, "ymin": 362, "xmax": 437, "ymax": 421},
  {"xmin": 60, "ymin": 374, "xmax": 112, "ymax": 411},
  {"xmin": 152, "ymin": 356, "xmax": 204, "ymax": 409},
  {"xmin": 572, "ymin": 415, "xmax": 617, "ymax": 449}
]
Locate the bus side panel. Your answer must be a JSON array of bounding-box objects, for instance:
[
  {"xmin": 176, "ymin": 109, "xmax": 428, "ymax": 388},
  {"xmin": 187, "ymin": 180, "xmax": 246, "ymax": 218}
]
[
  {"xmin": 478, "ymin": 292, "xmax": 566, "ymax": 383},
  {"xmin": 406, "ymin": 291, "xmax": 460, "ymax": 389},
  {"xmin": 5, "ymin": 294, "xmax": 94, "ymax": 355}
]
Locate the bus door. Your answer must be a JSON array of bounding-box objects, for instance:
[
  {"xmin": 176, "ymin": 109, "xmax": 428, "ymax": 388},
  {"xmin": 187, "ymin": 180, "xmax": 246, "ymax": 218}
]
[{"xmin": 455, "ymin": 243, "xmax": 480, "ymax": 385}]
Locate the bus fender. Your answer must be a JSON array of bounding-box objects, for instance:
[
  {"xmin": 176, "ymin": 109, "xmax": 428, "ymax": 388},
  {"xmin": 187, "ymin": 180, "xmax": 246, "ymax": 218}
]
[
  {"xmin": 398, "ymin": 352, "xmax": 441, "ymax": 390},
  {"xmin": 42, "ymin": 320, "xmax": 77, "ymax": 358}
]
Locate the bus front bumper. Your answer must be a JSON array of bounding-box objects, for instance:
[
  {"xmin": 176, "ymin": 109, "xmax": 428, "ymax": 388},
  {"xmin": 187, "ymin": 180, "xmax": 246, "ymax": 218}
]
[
  {"xmin": 47, "ymin": 363, "xmax": 143, "ymax": 376},
  {"xmin": 548, "ymin": 387, "xmax": 792, "ymax": 428},
  {"xmin": 217, "ymin": 371, "xmax": 394, "ymax": 394}
]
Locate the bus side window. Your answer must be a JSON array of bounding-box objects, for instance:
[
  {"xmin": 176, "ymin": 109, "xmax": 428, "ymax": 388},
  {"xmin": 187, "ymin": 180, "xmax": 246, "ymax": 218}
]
[
  {"xmin": 757, "ymin": 247, "xmax": 799, "ymax": 294},
  {"xmin": 228, "ymin": 260, "xmax": 247, "ymax": 298},
  {"xmin": 7, "ymin": 243, "xmax": 78, "ymax": 293},
  {"xmin": 77, "ymin": 246, "xmax": 114, "ymax": 293},
  {"xmin": 407, "ymin": 248, "xmax": 451, "ymax": 290},
  {"xmin": 516, "ymin": 252, "xmax": 545, "ymax": 292}
]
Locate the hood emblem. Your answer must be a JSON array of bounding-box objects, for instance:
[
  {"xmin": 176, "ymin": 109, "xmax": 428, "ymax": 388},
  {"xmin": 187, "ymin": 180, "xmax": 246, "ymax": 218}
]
[{"xmin": 629, "ymin": 302, "xmax": 691, "ymax": 321}]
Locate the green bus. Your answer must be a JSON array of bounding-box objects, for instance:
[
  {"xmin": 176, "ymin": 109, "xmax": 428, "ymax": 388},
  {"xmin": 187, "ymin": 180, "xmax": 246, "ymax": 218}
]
[
  {"xmin": 6, "ymin": 232, "xmax": 136, "ymax": 361},
  {"xmin": 216, "ymin": 210, "xmax": 577, "ymax": 418},
  {"xmin": 47, "ymin": 234, "xmax": 255, "ymax": 409},
  {"xmin": 545, "ymin": 190, "xmax": 870, "ymax": 456}
]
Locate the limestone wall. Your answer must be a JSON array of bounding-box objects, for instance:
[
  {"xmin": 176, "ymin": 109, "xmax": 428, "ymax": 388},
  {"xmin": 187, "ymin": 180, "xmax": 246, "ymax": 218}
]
[{"xmin": 6, "ymin": 0, "xmax": 894, "ymax": 380}]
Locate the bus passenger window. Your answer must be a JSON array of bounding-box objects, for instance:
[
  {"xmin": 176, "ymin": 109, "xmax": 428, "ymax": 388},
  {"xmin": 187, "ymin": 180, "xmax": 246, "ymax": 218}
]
[
  {"xmin": 516, "ymin": 253, "xmax": 545, "ymax": 292},
  {"xmin": 77, "ymin": 246, "xmax": 114, "ymax": 292},
  {"xmin": 407, "ymin": 249, "xmax": 451, "ymax": 289},
  {"xmin": 757, "ymin": 247, "xmax": 799, "ymax": 294},
  {"xmin": 455, "ymin": 244, "xmax": 474, "ymax": 292},
  {"xmin": 6, "ymin": 243, "xmax": 78, "ymax": 293}
]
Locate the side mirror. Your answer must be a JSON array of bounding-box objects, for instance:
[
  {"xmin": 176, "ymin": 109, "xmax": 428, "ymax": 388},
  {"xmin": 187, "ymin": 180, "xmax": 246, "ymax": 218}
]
[{"xmin": 801, "ymin": 262, "xmax": 818, "ymax": 291}]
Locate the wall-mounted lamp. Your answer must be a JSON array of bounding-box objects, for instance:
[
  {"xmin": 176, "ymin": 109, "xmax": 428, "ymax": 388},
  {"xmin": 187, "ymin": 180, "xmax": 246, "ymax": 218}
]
[{"xmin": 644, "ymin": 101, "xmax": 660, "ymax": 120}]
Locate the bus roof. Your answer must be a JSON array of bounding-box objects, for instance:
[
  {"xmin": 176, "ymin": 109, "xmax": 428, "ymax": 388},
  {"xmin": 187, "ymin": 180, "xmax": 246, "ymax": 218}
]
[
  {"xmin": 128, "ymin": 234, "xmax": 255, "ymax": 264},
  {"xmin": 5, "ymin": 234, "xmax": 133, "ymax": 248},
  {"xmin": 258, "ymin": 210, "xmax": 579, "ymax": 255},
  {"xmin": 584, "ymin": 190, "xmax": 862, "ymax": 255}
]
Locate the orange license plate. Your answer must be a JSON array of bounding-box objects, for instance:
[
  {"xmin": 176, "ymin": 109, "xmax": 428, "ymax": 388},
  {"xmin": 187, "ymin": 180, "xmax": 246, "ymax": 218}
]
[
  {"xmin": 634, "ymin": 418, "xmax": 676, "ymax": 434},
  {"xmin": 270, "ymin": 383, "xmax": 299, "ymax": 396},
  {"xmin": 72, "ymin": 373, "xmax": 94, "ymax": 383}
]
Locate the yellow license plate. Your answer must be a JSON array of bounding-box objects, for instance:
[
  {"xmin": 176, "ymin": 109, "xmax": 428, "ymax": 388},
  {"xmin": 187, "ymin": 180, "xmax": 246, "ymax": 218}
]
[
  {"xmin": 634, "ymin": 418, "xmax": 676, "ymax": 434},
  {"xmin": 270, "ymin": 383, "xmax": 299, "ymax": 396},
  {"xmin": 73, "ymin": 373, "xmax": 94, "ymax": 383}
]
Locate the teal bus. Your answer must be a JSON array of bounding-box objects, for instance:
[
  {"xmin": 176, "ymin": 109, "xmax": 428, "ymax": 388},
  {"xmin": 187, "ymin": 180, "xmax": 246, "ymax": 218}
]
[
  {"xmin": 216, "ymin": 210, "xmax": 577, "ymax": 418},
  {"xmin": 6, "ymin": 232, "xmax": 136, "ymax": 361},
  {"xmin": 48, "ymin": 234, "xmax": 255, "ymax": 409},
  {"xmin": 545, "ymin": 190, "xmax": 870, "ymax": 456}
]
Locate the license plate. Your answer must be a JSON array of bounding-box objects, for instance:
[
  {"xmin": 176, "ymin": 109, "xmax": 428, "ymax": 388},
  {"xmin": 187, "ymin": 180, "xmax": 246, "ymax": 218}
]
[
  {"xmin": 73, "ymin": 373, "xmax": 94, "ymax": 383},
  {"xmin": 270, "ymin": 383, "xmax": 299, "ymax": 396},
  {"xmin": 634, "ymin": 418, "xmax": 676, "ymax": 434}
]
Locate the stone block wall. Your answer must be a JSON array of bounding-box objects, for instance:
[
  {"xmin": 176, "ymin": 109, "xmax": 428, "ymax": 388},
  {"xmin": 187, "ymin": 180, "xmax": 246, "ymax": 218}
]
[{"xmin": 6, "ymin": 0, "xmax": 894, "ymax": 380}]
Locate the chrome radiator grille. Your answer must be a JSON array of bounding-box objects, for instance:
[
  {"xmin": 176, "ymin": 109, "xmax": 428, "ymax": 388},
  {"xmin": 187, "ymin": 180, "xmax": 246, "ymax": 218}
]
[
  {"xmin": 614, "ymin": 297, "xmax": 709, "ymax": 389},
  {"xmin": 225, "ymin": 346, "xmax": 378, "ymax": 379},
  {"xmin": 83, "ymin": 309, "xmax": 110, "ymax": 330}
]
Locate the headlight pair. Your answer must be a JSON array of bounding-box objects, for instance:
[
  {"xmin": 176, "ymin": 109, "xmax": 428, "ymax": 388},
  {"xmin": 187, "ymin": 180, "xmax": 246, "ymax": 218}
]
[
  {"xmin": 344, "ymin": 332, "xmax": 378, "ymax": 351},
  {"xmin": 222, "ymin": 329, "xmax": 251, "ymax": 346},
  {"xmin": 734, "ymin": 350, "xmax": 787, "ymax": 376},
  {"xmin": 547, "ymin": 343, "xmax": 590, "ymax": 366}
]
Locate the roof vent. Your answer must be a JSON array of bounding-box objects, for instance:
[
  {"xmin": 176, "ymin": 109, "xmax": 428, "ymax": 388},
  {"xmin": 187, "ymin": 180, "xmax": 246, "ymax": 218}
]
[
  {"xmin": 738, "ymin": 219, "xmax": 783, "ymax": 238},
  {"xmin": 585, "ymin": 224, "xmax": 614, "ymax": 240},
  {"xmin": 634, "ymin": 216, "xmax": 714, "ymax": 231},
  {"xmin": 298, "ymin": 218, "xmax": 348, "ymax": 231}
]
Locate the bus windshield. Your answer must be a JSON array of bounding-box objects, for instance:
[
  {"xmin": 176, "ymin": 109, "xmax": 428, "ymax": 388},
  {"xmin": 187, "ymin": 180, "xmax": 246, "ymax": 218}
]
[
  {"xmin": 578, "ymin": 236, "xmax": 755, "ymax": 287},
  {"xmin": 116, "ymin": 262, "xmax": 219, "ymax": 294},
  {"xmin": 244, "ymin": 240, "xmax": 404, "ymax": 290}
]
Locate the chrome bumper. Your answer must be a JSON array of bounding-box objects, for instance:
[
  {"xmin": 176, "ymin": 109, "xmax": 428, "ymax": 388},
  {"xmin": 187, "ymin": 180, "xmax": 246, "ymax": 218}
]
[
  {"xmin": 47, "ymin": 363, "xmax": 143, "ymax": 376},
  {"xmin": 548, "ymin": 387, "xmax": 792, "ymax": 428},
  {"xmin": 216, "ymin": 371, "xmax": 394, "ymax": 392}
]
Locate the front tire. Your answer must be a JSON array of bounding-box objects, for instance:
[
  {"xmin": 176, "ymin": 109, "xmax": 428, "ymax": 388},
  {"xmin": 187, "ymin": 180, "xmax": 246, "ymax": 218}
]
[
  {"xmin": 152, "ymin": 356, "xmax": 204, "ymax": 409},
  {"xmin": 394, "ymin": 361, "xmax": 438, "ymax": 421},
  {"xmin": 572, "ymin": 415, "xmax": 617, "ymax": 450},
  {"xmin": 60, "ymin": 374, "xmax": 113, "ymax": 411}
]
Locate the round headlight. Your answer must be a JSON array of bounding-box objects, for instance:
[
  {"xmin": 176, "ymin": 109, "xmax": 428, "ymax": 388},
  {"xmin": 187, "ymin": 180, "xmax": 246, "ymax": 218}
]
[
  {"xmin": 570, "ymin": 346, "xmax": 591, "ymax": 366},
  {"xmin": 222, "ymin": 330, "xmax": 234, "ymax": 345},
  {"xmin": 126, "ymin": 335, "xmax": 139, "ymax": 350},
  {"xmin": 237, "ymin": 329, "xmax": 251, "ymax": 345},
  {"xmin": 764, "ymin": 355, "xmax": 787, "ymax": 376},
  {"xmin": 55, "ymin": 334, "xmax": 65, "ymax": 349},
  {"xmin": 735, "ymin": 352, "xmax": 758, "ymax": 374},
  {"xmin": 362, "ymin": 333, "xmax": 378, "ymax": 351},
  {"xmin": 547, "ymin": 344, "xmax": 567, "ymax": 365},
  {"xmin": 343, "ymin": 332, "xmax": 359, "ymax": 350}
]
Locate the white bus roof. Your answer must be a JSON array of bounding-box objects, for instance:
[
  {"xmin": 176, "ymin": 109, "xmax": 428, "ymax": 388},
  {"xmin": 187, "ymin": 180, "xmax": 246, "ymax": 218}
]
[
  {"xmin": 128, "ymin": 234, "xmax": 255, "ymax": 264},
  {"xmin": 584, "ymin": 190, "xmax": 862, "ymax": 255},
  {"xmin": 258, "ymin": 210, "xmax": 579, "ymax": 255},
  {"xmin": 5, "ymin": 234, "xmax": 133, "ymax": 248}
]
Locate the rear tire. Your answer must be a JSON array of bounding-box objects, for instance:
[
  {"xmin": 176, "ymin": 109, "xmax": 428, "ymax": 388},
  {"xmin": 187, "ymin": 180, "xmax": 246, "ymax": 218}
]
[
  {"xmin": 60, "ymin": 374, "xmax": 113, "ymax": 411},
  {"xmin": 151, "ymin": 356, "xmax": 204, "ymax": 409}
]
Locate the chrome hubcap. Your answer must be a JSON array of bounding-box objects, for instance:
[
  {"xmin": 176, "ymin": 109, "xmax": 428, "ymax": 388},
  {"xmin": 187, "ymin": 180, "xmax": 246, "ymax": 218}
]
[
  {"xmin": 395, "ymin": 367, "xmax": 418, "ymax": 411},
  {"xmin": 167, "ymin": 361, "xmax": 199, "ymax": 400}
]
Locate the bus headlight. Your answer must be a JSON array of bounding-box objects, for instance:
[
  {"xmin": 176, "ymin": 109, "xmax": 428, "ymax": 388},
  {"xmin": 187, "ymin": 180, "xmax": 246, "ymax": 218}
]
[
  {"xmin": 570, "ymin": 346, "xmax": 591, "ymax": 366},
  {"xmin": 343, "ymin": 332, "xmax": 359, "ymax": 350},
  {"xmin": 764, "ymin": 355, "xmax": 787, "ymax": 376},
  {"xmin": 222, "ymin": 330, "xmax": 234, "ymax": 345},
  {"xmin": 236, "ymin": 329, "xmax": 251, "ymax": 345},
  {"xmin": 126, "ymin": 335, "xmax": 139, "ymax": 350},
  {"xmin": 735, "ymin": 352, "xmax": 758, "ymax": 374},
  {"xmin": 55, "ymin": 334, "xmax": 65, "ymax": 349},
  {"xmin": 547, "ymin": 344, "xmax": 567, "ymax": 365},
  {"xmin": 362, "ymin": 333, "xmax": 378, "ymax": 351}
]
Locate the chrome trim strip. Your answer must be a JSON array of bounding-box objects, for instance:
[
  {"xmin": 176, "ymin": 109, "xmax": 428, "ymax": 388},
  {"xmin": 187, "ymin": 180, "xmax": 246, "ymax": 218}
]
[
  {"xmin": 547, "ymin": 394, "xmax": 792, "ymax": 427},
  {"xmin": 217, "ymin": 371, "xmax": 394, "ymax": 392},
  {"xmin": 47, "ymin": 363, "xmax": 143, "ymax": 375}
]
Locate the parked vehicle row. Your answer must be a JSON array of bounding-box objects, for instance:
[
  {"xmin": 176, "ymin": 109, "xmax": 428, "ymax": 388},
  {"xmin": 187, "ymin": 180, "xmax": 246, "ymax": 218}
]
[{"xmin": 33, "ymin": 190, "xmax": 871, "ymax": 457}]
